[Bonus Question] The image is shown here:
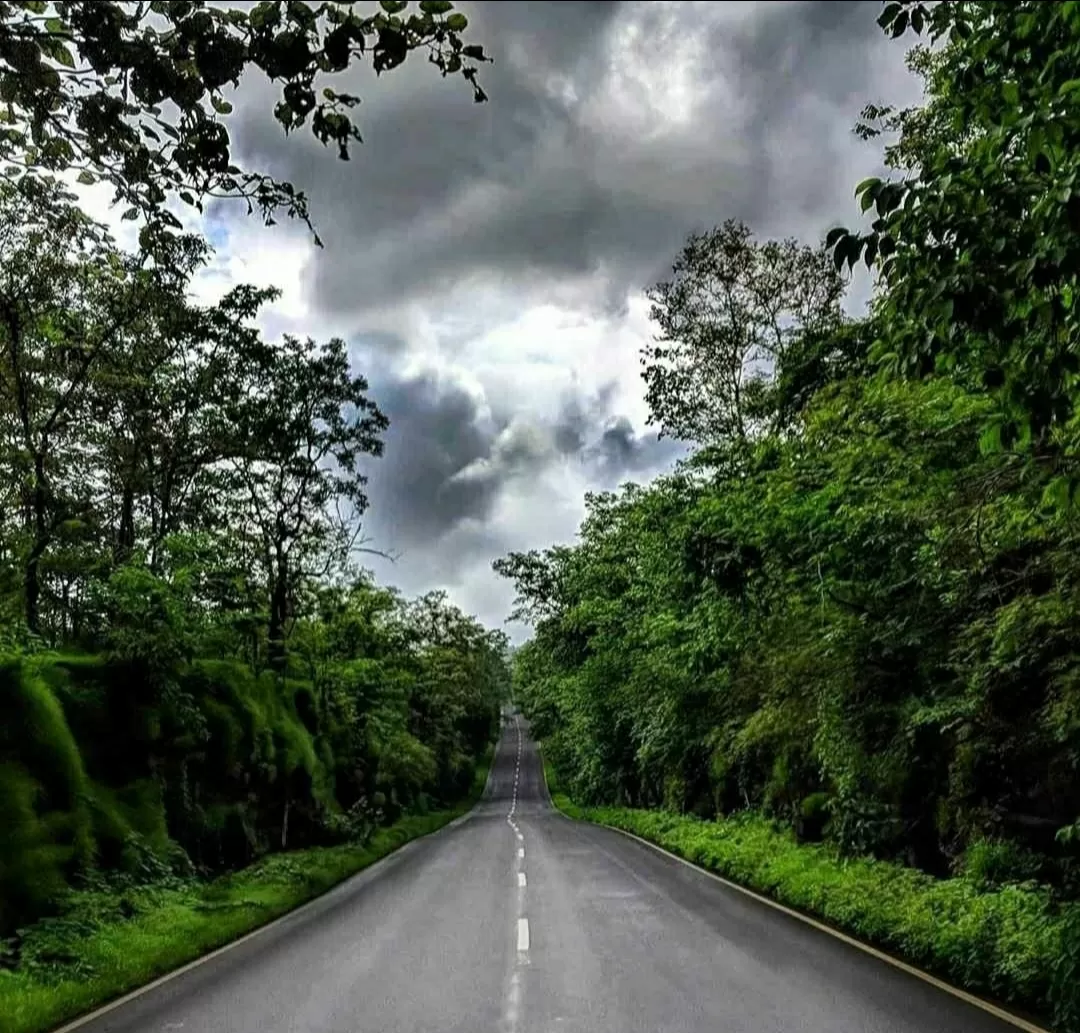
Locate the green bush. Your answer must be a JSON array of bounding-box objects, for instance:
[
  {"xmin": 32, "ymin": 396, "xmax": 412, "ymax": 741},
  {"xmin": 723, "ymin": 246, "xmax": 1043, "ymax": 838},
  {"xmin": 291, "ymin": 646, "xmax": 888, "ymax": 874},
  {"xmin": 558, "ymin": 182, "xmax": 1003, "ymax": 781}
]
[
  {"xmin": 568, "ymin": 803, "xmax": 1065, "ymax": 1021},
  {"xmin": 960, "ymin": 838, "xmax": 1046, "ymax": 890},
  {"xmin": 0, "ymin": 657, "xmax": 94, "ymax": 928}
]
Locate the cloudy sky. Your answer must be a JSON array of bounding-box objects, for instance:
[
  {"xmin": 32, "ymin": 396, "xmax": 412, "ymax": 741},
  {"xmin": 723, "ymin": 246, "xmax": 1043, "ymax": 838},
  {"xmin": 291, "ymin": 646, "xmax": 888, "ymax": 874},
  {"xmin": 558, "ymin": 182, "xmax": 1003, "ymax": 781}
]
[{"xmin": 163, "ymin": 1, "xmax": 925, "ymax": 638}]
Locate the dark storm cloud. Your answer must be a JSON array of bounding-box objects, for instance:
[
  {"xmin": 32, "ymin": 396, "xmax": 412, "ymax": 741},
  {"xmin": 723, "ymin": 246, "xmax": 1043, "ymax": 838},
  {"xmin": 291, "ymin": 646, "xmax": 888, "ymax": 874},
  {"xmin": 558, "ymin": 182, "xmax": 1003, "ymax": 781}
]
[
  {"xmin": 359, "ymin": 359, "xmax": 678, "ymax": 558},
  {"xmin": 230, "ymin": 1, "xmax": 917, "ymax": 321},
  {"xmin": 361, "ymin": 365, "xmax": 498, "ymax": 549},
  {"xmin": 220, "ymin": 1, "xmax": 921, "ymax": 628},
  {"xmin": 587, "ymin": 416, "xmax": 685, "ymax": 483},
  {"xmin": 551, "ymin": 382, "xmax": 618, "ymax": 457},
  {"xmin": 552, "ymin": 383, "xmax": 684, "ymax": 479}
]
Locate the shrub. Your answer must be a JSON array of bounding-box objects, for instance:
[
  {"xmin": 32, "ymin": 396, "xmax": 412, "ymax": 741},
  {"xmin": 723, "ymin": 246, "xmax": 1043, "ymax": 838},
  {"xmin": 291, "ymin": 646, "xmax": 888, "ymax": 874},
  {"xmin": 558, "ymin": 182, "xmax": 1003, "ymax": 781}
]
[{"xmin": 961, "ymin": 838, "xmax": 1046, "ymax": 889}]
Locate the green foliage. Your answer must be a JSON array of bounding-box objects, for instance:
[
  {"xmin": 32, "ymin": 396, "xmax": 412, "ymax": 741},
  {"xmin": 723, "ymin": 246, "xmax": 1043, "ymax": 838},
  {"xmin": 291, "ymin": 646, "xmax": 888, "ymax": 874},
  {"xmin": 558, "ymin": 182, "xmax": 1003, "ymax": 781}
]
[
  {"xmin": 831, "ymin": 1, "xmax": 1080, "ymax": 466},
  {"xmin": 505, "ymin": 362, "xmax": 1080, "ymax": 884},
  {"xmin": 960, "ymin": 838, "xmax": 1047, "ymax": 891},
  {"xmin": 0, "ymin": 0, "xmax": 504, "ymax": 1016},
  {"xmin": 0, "ymin": 1, "xmax": 489, "ymax": 235},
  {"xmin": 559, "ymin": 803, "xmax": 1064, "ymax": 1018},
  {"xmin": 0, "ymin": 580, "xmax": 505, "ymax": 935},
  {"xmin": 1054, "ymin": 904, "xmax": 1080, "ymax": 1033},
  {"xmin": 0, "ymin": 657, "xmax": 92, "ymax": 929}
]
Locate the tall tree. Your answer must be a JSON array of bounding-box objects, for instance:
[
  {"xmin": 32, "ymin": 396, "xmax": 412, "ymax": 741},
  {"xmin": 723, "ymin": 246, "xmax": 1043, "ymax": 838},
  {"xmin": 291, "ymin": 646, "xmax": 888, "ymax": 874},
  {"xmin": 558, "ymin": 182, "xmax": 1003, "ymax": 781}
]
[
  {"xmin": 642, "ymin": 220, "xmax": 844, "ymax": 446},
  {"xmin": 0, "ymin": 180, "xmax": 202, "ymax": 633},
  {"xmin": 225, "ymin": 334, "xmax": 388, "ymax": 668}
]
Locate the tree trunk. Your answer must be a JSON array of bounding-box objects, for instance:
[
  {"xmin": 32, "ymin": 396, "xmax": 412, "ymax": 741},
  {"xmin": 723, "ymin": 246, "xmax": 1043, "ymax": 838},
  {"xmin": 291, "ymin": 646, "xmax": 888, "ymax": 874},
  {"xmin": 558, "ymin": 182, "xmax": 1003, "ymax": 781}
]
[
  {"xmin": 267, "ymin": 550, "xmax": 289, "ymax": 671},
  {"xmin": 115, "ymin": 482, "xmax": 135, "ymax": 563},
  {"xmin": 24, "ymin": 453, "xmax": 48, "ymax": 634}
]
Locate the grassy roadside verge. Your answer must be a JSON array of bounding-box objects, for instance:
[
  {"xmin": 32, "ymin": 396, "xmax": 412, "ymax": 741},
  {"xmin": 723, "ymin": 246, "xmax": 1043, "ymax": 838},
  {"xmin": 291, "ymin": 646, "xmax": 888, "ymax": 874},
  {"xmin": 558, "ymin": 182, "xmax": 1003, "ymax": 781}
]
[
  {"xmin": 543, "ymin": 761, "xmax": 1071, "ymax": 1029},
  {"xmin": 1, "ymin": 752, "xmax": 492, "ymax": 1033}
]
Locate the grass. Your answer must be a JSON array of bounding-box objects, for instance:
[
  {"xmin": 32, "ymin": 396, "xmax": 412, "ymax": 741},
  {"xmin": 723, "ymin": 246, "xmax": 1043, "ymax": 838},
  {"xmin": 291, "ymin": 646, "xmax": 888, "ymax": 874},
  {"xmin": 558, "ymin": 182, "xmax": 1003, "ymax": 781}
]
[
  {"xmin": 0, "ymin": 755, "xmax": 491, "ymax": 1033},
  {"xmin": 544, "ymin": 769, "xmax": 1074, "ymax": 1029}
]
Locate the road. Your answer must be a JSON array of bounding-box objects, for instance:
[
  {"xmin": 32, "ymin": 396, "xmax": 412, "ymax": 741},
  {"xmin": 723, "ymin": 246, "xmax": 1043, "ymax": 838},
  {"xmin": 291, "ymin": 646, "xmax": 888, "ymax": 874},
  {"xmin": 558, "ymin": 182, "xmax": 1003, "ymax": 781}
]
[{"xmin": 77, "ymin": 716, "xmax": 1026, "ymax": 1033}]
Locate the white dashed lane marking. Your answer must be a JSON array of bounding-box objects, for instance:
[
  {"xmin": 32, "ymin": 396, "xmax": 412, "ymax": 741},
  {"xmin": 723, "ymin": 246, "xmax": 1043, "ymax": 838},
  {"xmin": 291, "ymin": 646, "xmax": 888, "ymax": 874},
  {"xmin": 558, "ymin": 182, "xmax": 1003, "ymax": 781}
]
[{"xmin": 504, "ymin": 715, "xmax": 530, "ymax": 1033}]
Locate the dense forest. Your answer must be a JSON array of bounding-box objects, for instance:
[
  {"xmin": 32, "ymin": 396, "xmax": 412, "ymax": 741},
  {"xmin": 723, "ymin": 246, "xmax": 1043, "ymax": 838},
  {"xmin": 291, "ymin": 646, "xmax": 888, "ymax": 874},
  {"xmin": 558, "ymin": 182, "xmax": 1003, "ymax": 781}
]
[
  {"xmin": 500, "ymin": 0, "xmax": 1080, "ymax": 897},
  {"xmin": 0, "ymin": 0, "xmax": 506, "ymax": 942}
]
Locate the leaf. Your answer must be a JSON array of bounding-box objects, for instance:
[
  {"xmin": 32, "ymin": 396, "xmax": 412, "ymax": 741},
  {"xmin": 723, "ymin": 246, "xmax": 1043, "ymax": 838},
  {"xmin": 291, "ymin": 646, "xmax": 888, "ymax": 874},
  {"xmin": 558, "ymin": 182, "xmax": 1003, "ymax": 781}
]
[
  {"xmin": 978, "ymin": 422, "xmax": 1003, "ymax": 455},
  {"xmin": 446, "ymin": 13, "xmax": 468, "ymax": 31},
  {"xmin": 825, "ymin": 227, "xmax": 848, "ymax": 248},
  {"xmin": 863, "ymin": 237, "xmax": 878, "ymax": 270},
  {"xmin": 1041, "ymin": 474, "xmax": 1073, "ymax": 510},
  {"xmin": 42, "ymin": 38, "xmax": 76, "ymax": 69},
  {"xmin": 76, "ymin": 170, "xmax": 96, "ymax": 185},
  {"xmin": 121, "ymin": 207, "xmax": 140, "ymax": 221},
  {"xmin": 212, "ymin": 96, "xmax": 234, "ymax": 115},
  {"xmin": 877, "ymin": 3, "xmax": 902, "ymax": 29}
]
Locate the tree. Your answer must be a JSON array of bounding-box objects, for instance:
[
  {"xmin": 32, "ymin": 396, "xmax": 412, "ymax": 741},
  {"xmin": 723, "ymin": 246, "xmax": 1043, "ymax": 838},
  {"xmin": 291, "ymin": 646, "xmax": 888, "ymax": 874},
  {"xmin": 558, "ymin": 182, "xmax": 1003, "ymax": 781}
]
[
  {"xmin": 0, "ymin": 179, "xmax": 204, "ymax": 633},
  {"xmin": 91, "ymin": 282, "xmax": 278, "ymax": 573},
  {"xmin": 400, "ymin": 589, "xmax": 507, "ymax": 794},
  {"xmin": 501, "ymin": 0, "xmax": 1080, "ymax": 916},
  {"xmin": 0, "ymin": 71, "xmax": 510, "ymax": 943},
  {"xmin": 0, "ymin": 1, "xmax": 489, "ymax": 236},
  {"xmin": 224, "ymin": 334, "xmax": 388, "ymax": 669},
  {"xmin": 830, "ymin": 1, "xmax": 1080, "ymax": 468},
  {"xmin": 641, "ymin": 220, "xmax": 845, "ymax": 446}
]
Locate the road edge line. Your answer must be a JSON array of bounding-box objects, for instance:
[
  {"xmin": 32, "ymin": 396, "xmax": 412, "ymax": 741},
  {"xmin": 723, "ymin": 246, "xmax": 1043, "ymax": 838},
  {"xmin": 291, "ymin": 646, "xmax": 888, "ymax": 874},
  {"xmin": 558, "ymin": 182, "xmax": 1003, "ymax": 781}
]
[
  {"xmin": 49, "ymin": 742, "xmax": 502, "ymax": 1033},
  {"xmin": 538, "ymin": 746, "xmax": 1048, "ymax": 1033}
]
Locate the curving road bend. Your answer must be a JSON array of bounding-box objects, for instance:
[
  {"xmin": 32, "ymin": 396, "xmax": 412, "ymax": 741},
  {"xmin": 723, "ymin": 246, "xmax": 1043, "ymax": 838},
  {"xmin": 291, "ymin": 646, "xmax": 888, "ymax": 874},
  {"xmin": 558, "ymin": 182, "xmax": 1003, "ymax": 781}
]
[{"xmin": 76, "ymin": 715, "xmax": 1025, "ymax": 1033}]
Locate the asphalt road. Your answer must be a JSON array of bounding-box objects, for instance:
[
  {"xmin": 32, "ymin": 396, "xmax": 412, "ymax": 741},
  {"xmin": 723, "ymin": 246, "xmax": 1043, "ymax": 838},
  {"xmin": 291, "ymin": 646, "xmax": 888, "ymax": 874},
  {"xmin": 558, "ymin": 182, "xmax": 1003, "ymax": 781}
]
[{"xmin": 76, "ymin": 716, "xmax": 1026, "ymax": 1033}]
